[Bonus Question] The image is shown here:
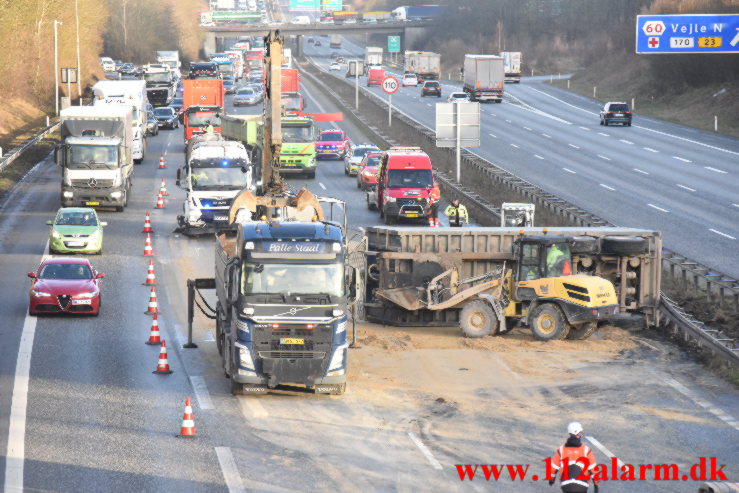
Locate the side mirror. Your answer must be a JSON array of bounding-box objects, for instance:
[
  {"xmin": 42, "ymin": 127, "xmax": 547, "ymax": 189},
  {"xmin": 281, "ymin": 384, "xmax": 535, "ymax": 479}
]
[
  {"xmin": 96, "ymin": 272, "xmax": 105, "ymax": 279},
  {"xmin": 302, "ymin": 98, "xmax": 308, "ymax": 109},
  {"xmin": 27, "ymin": 272, "xmax": 37, "ymax": 278},
  {"xmin": 101, "ymin": 221, "xmax": 108, "ymax": 227},
  {"xmin": 45, "ymin": 220, "xmax": 53, "ymax": 225}
]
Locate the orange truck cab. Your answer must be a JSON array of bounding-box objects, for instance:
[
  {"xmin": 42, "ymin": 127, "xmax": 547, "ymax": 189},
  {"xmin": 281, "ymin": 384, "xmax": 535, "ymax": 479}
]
[
  {"xmin": 182, "ymin": 79, "xmax": 225, "ymax": 142},
  {"xmin": 367, "ymin": 68, "xmax": 385, "ymax": 87},
  {"xmin": 281, "ymin": 68, "xmax": 304, "ymax": 115},
  {"xmin": 375, "ymin": 147, "xmax": 439, "ymax": 225}
]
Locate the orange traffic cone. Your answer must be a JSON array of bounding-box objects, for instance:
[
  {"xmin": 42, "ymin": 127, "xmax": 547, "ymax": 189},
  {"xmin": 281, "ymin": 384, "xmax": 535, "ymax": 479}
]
[
  {"xmin": 153, "ymin": 339, "xmax": 172, "ymax": 374},
  {"xmin": 146, "ymin": 286, "xmax": 159, "ymax": 314},
  {"xmin": 159, "ymin": 154, "xmax": 166, "ymax": 169},
  {"xmin": 144, "ymin": 259, "xmax": 156, "ymax": 286},
  {"xmin": 145, "ymin": 313, "xmax": 161, "ymax": 345},
  {"xmin": 160, "ymin": 178, "xmax": 168, "ymax": 196},
  {"xmin": 155, "ymin": 192, "xmax": 164, "ymax": 209},
  {"xmin": 144, "ymin": 233, "xmax": 154, "ymax": 256},
  {"xmin": 178, "ymin": 396, "xmax": 196, "ymax": 437},
  {"xmin": 142, "ymin": 211, "xmax": 153, "ymax": 233}
]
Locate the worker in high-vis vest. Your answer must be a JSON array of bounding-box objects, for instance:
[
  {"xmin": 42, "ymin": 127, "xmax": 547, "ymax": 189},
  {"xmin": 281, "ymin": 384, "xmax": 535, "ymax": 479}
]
[
  {"xmin": 444, "ymin": 199, "xmax": 468, "ymax": 227},
  {"xmin": 549, "ymin": 422, "xmax": 599, "ymax": 493}
]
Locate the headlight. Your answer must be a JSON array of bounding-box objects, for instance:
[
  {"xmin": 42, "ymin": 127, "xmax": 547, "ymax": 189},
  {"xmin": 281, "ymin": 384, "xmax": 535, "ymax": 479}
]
[
  {"xmin": 328, "ymin": 344, "xmax": 347, "ymax": 371},
  {"xmin": 51, "ymin": 229, "xmax": 61, "ymax": 239},
  {"xmin": 63, "ymin": 191, "xmax": 74, "ymax": 198},
  {"xmin": 110, "ymin": 191, "xmax": 122, "ymax": 199},
  {"xmin": 32, "ymin": 290, "xmax": 52, "ymax": 297},
  {"xmin": 234, "ymin": 342, "xmax": 254, "ymax": 370},
  {"xmin": 75, "ymin": 291, "xmax": 99, "ymax": 299},
  {"xmin": 385, "ymin": 196, "xmax": 396, "ymax": 203}
]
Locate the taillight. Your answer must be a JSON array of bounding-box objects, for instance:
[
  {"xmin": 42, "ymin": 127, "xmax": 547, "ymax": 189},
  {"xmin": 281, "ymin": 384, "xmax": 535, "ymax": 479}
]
[
  {"xmin": 625, "ymin": 111, "xmax": 631, "ymax": 114},
  {"xmin": 608, "ymin": 111, "xmax": 614, "ymax": 114}
]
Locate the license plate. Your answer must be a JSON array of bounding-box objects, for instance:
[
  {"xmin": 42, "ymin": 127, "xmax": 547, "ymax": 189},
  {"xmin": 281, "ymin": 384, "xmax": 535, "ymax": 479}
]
[
  {"xmin": 66, "ymin": 241, "xmax": 85, "ymax": 247},
  {"xmin": 214, "ymin": 215, "xmax": 228, "ymax": 221},
  {"xmin": 615, "ymin": 113, "xmax": 623, "ymax": 116},
  {"xmin": 405, "ymin": 213, "xmax": 419, "ymax": 218},
  {"xmin": 285, "ymin": 163, "xmax": 297, "ymax": 167},
  {"xmin": 280, "ymin": 338, "xmax": 304, "ymax": 345},
  {"xmin": 86, "ymin": 201, "xmax": 100, "ymax": 206},
  {"xmin": 72, "ymin": 299, "xmax": 92, "ymax": 305}
]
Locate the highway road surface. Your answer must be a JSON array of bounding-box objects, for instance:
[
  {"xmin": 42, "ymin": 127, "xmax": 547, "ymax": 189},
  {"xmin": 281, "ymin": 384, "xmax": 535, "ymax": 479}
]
[{"xmin": 0, "ymin": 46, "xmax": 738, "ymax": 493}]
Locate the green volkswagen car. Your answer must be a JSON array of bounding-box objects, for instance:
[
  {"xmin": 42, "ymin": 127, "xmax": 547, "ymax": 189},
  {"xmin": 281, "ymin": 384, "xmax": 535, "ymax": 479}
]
[{"xmin": 47, "ymin": 208, "xmax": 107, "ymax": 255}]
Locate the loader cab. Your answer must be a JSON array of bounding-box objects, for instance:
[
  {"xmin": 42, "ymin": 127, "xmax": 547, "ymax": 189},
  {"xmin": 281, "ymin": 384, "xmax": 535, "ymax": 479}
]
[{"xmin": 514, "ymin": 236, "xmax": 572, "ymax": 300}]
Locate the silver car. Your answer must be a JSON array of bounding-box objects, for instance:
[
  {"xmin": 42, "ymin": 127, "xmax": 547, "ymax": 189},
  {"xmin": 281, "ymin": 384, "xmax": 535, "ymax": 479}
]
[
  {"xmin": 233, "ymin": 87, "xmax": 262, "ymax": 106},
  {"xmin": 344, "ymin": 143, "xmax": 379, "ymax": 176}
]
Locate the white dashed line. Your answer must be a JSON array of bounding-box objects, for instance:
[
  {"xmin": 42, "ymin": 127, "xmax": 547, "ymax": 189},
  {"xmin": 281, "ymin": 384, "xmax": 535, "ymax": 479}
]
[
  {"xmin": 426, "ymin": 103, "xmax": 432, "ymax": 107},
  {"xmin": 647, "ymin": 203, "xmax": 670, "ymax": 213},
  {"xmin": 579, "ymin": 126, "xmax": 590, "ymax": 131},
  {"xmin": 599, "ymin": 184, "xmax": 615, "ymax": 191},
  {"xmin": 663, "ymin": 376, "xmax": 739, "ymax": 431},
  {"xmin": 676, "ymin": 184, "xmax": 696, "ymax": 192},
  {"xmin": 523, "ymin": 126, "xmax": 532, "ymax": 131},
  {"xmin": 633, "ymin": 168, "xmax": 649, "ymax": 175},
  {"xmin": 620, "ymin": 139, "xmax": 634, "ymax": 144},
  {"xmin": 510, "ymin": 143, "xmax": 520, "ymax": 148},
  {"xmin": 319, "ymin": 182, "xmax": 327, "ymax": 190},
  {"xmin": 586, "ymin": 436, "xmax": 625, "ymax": 468},
  {"xmin": 709, "ymin": 228, "xmax": 736, "ymax": 240},
  {"xmin": 408, "ymin": 432, "xmax": 443, "ymax": 470},
  {"xmin": 643, "ymin": 147, "xmax": 659, "ymax": 153},
  {"xmin": 597, "ymin": 154, "xmax": 611, "ymax": 161},
  {"xmin": 542, "ymin": 133, "xmax": 551, "ymax": 138},
  {"xmin": 563, "ymin": 168, "xmax": 576, "ymax": 174},
  {"xmin": 673, "ymin": 156, "xmax": 692, "ymax": 163},
  {"xmin": 239, "ymin": 396, "xmax": 269, "ymax": 419},
  {"xmin": 215, "ymin": 447, "xmax": 247, "ymax": 493},
  {"xmin": 534, "ymin": 154, "xmax": 544, "ymax": 160},
  {"xmin": 597, "ymin": 132, "xmax": 610, "ymax": 137},
  {"xmin": 568, "ymin": 144, "xmax": 580, "ymax": 149},
  {"xmin": 189, "ymin": 376, "xmax": 214, "ymax": 410},
  {"xmin": 733, "ymin": 204, "xmax": 739, "ymax": 209},
  {"xmin": 705, "ymin": 166, "xmax": 728, "ymax": 174},
  {"xmin": 488, "ymin": 133, "xmax": 497, "ymax": 138},
  {"xmin": 505, "ymin": 119, "xmax": 512, "ymax": 123}
]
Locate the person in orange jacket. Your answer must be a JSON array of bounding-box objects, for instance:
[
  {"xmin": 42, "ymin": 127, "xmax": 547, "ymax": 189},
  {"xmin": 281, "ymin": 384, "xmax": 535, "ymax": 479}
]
[
  {"xmin": 549, "ymin": 422, "xmax": 599, "ymax": 493},
  {"xmin": 428, "ymin": 184, "xmax": 440, "ymax": 227}
]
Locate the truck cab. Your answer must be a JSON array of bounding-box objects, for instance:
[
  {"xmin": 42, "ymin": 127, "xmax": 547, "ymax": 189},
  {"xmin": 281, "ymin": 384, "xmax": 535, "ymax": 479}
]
[
  {"xmin": 280, "ymin": 116, "xmax": 317, "ymax": 178},
  {"xmin": 92, "ymin": 80, "xmax": 148, "ymax": 163},
  {"xmin": 143, "ymin": 64, "xmax": 175, "ymax": 106},
  {"xmin": 375, "ymin": 147, "xmax": 439, "ymax": 224},
  {"xmin": 501, "ymin": 203, "xmax": 535, "ymax": 227},
  {"xmin": 182, "ymin": 78, "xmax": 225, "ymax": 143},
  {"xmin": 367, "ymin": 67, "xmax": 385, "ymax": 87}
]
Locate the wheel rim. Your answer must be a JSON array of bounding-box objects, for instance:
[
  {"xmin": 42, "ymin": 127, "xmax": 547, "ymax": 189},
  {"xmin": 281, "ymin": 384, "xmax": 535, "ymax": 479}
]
[
  {"xmin": 536, "ymin": 313, "xmax": 556, "ymax": 334},
  {"xmin": 469, "ymin": 311, "xmax": 486, "ymax": 329}
]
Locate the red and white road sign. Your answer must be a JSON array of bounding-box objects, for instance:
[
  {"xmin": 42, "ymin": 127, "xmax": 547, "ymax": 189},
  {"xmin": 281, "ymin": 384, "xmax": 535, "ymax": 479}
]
[
  {"xmin": 642, "ymin": 20, "xmax": 665, "ymax": 36},
  {"xmin": 381, "ymin": 76, "xmax": 399, "ymax": 95},
  {"xmin": 648, "ymin": 37, "xmax": 660, "ymax": 48}
]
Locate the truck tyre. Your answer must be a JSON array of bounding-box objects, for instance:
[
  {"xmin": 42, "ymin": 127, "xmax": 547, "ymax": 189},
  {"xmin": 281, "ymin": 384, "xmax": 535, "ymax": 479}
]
[
  {"xmin": 460, "ymin": 300, "xmax": 497, "ymax": 338},
  {"xmin": 306, "ymin": 170, "xmax": 316, "ymax": 179},
  {"xmin": 601, "ymin": 236, "xmax": 648, "ymax": 255},
  {"xmin": 570, "ymin": 235, "xmax": 598, "ymax": 254},
  {"xmin": 230, "ymin": 379, "xmax": 244, "ymax": 396},
  {"xmin": 530, "ymin": 303, "xmax": 570, "ymax": 341},
  {"xmin": 115, "ymin": 205, "xmax": 124, "ymax": 212},
  {"xmin": 567, "ymin": 321, "xmax": 598, "ymax": 340}
]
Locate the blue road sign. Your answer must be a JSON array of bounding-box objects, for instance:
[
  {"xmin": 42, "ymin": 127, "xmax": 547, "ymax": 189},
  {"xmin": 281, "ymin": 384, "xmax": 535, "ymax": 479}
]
[{"xmin": 636, "ymin": 14, "xmax": 739, "ymax": 54}]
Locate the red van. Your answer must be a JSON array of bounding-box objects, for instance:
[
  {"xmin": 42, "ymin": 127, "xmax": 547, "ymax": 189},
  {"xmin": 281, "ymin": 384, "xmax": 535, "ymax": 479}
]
[
  {"xmin": 374, "ymin": 147, "xmax": 439, "ymax": 225},
  {"xmin": 367, "ymin": 68, "xmax": 385, "ymax": 87}
]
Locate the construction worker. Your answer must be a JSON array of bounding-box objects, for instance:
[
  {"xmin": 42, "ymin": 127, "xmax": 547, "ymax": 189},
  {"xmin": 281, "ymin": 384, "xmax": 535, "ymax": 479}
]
[
  {"xmin": 444, "ymin": 199, "xmax": 468, "ymax": 227},
  {"xmin": 428, "ymin": 184, "xmax": 440, "ymax": 227},
  {"xmin": 204, "ymin": 120, "xmax": 214, "ymax": 134},
  {"xmin": 547, "ymin": 243, "xmax": 567, "ymax": 274},
  {"xmin": 549, "ymin": 422, "xmax": 599, "ymax": 493}
]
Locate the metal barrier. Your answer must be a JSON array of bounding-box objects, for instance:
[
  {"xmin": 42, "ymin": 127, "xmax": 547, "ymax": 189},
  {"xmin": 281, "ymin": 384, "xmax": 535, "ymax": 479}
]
[{"xmin": 0, "ymin": 121, "xmax": 59, "ymax": 174}]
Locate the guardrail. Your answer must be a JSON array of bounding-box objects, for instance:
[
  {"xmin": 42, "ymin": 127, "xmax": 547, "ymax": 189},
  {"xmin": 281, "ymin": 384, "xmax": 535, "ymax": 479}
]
[
  {"xmin": 0, "ymin": 121, "xmax": 59, "ymax": 174},
  {"xmin": 299, "ymin": 57, "xmax": 739, "ymax": 367}
]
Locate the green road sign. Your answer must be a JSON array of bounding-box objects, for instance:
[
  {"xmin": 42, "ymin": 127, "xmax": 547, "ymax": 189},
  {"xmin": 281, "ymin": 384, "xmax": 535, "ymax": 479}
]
[
  {"xmin": 290, "ymin": 0, "xmax": 319, "ymax": 11},
  {"xmin": 322, "ymin": 0, "xmax": 342, "ymax": 10},
  {"xmin": 388, "ymin": 36, "xmax": 401, "ymax": 53}
]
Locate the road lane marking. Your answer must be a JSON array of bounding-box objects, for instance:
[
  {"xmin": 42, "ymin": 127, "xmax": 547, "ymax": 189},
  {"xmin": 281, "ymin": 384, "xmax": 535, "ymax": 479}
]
[
  {"xmin": 490, "ymin": 112, "xmax": 497, "ymax": 116},
  {"xmin": 643, "ymin": 147, "xmax": 659, "ymax": 153},
  {"xmin": 568, "ymin": 143, "xmax": 580, "ymax": 149},
  {"xmin": 586, "ymin": 436, "xmax": 625, "ymax": 468},
  {"xmin": 319, "ymin": 182, "xmax": 326, "ymax": 190},
  {"xmin": 488, "ymin": 133, "xmax": 497, "ymax": 138},
  {"xmin": 579, "ymin": 126, "xmax": 590, "ymax": 131},
  {"xmin": 510, "ymin": 143, "xmax": 520, "ymax": 148},
  {"xmin": 523, "ymin": 126, "xmax": 532, "ymax": 131},
  {"xmin": 408, "ymin": 432, "xmax": 443, "ymax": 470},
  {"xmin": 426, "ymin": 103, "xmax": 432, "ymax": 107},
  {"xmin": 676, "ymin": 184, "xmax": 696, "ymax": 192},
  {"xmin": 599, "ymin": 184, "xmax": 615, "ymax": 191},
  {"xmin": 647, "ymin": 203, "xmax": 669, "ymax": 213},
  {"xmin": 189, "ymin": 376, "xmax": 214, "ymax": 410},
  {"xmin": 597, "ymin": 132, "xmax": 610, "ymax": 137},
  {"xmin": 542, "ymin": 133, "xmax": 551, "ymax": 138},
  {"xmin": 633, "ymin": 168, "xmax": 649, "ymax": 175},
  {"xmin": 4, "ymin": 240, "xmax": 48, "ymax": 493},
  {"xmin": 673, "ymin": 156, "xmax": 692, "ymax": 163},
  {"xmin": 620, "ymin": 139, "xmax": 634, "ymax": 144},
  {"xmin": 215, "ymin": 447, "xmax": 247, "ymax": 493},
  {"xmin": 563, "ymin": 168, "xmax": 576, "ymax": 174},
  {"xmin": 709, "ymin": 228, "xmax": 736, "ymax": 240},
  {"xmin": 239, "ymin": 395, "xmax": 269, "ymax": 419},
  {"xmin": 663, "ymin": 376, "xmax": 739, "ymax": 431},
  {"xmin": 733, "ymin": 204, "xmax": 739, "ymax": 208},
  {"xmin": 705, "ymin": 166, "xmax": 728, "ymax": 174},
  {"xmin": 505, "ymin": 119, "xmax": 512, "ymax": 123},
  {"xmin": 534, "ymin": 154, "xmax": 544, "ymax": 160},
  {"xmin": 597, "ymin": 154, "xmax": 611, "ymax": 161}
]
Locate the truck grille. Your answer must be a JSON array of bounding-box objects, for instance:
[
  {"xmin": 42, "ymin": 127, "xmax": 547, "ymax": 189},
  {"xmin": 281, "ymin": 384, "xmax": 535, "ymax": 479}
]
[
  {"xmin": 397, "ymin": 198, "xmax": 426, "ymax": 207},
  {"xmin": 258, "ymin": 351, "xmax": 326, "ymax": 359},
  {"xmin": 71, "ymin": 179, "xmax": 115, "ymax": 189},
  {"xmin": 252, "ymin": 323, "xmax": 333, "ymax": 360}
]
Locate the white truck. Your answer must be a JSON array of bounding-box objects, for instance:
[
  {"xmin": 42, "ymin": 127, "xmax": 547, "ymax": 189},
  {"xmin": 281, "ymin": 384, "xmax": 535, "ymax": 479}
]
[
  {"xmin": 463, "ymin": 55, "xmax": 505, "ymax": 103},
  {"xmin": 58, "ymin": 106, "xmax": 133, "ymax": 212},
  {"xmin": 143, "ymin": 64, "xmax": 176, "ymax": 106},
  {"xmin": 501, "ymin": 51, "xmax": 522, "ymax": 83},
  {"xmin": 176, "ymin": 136, "xmax": 254, "ymax": 234},
  {"xmin": 93, "ymin": 80, "xmax": 148, "ymax": 163},
  {"xmin": 156, "ymin": 50, "xmax": 181, "ymax": 79},
  {"xmin": 99, "ymin": 56, "xmax": 116, "ymax": 72},
  {"xmin": 403, "ymin": 51, "xmax": 441, "ymax": 81},
  {"xmin": 365, "ymin": 47, "xmax": 383, "ymax": 68}
]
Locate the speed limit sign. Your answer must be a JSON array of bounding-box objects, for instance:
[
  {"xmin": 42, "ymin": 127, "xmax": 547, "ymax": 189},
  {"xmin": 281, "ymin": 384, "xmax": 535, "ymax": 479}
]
[
  {"xmin": 381, "ymin": 76, "xmax": 399, "ymax": 95},
  {"xmin": 642, "ymin": 20, "xmax": 665, "ymax": 36}
]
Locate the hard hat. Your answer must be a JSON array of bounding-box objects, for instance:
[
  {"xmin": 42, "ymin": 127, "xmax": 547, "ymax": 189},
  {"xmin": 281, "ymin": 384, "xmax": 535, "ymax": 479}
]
[{"xmin": 567, "ymin": 422, "xmax": 583, "ymax": 435}]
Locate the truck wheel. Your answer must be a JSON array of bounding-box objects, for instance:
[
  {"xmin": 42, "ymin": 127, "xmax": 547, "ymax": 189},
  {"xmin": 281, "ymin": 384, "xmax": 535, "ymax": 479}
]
[
  {"xmin": 601, "ymin": 236, "xmax": 648, "ymax": 255},
  {"xmin": 530, "ymin": 303, "xmax": 570, "ymax": 341},
  {"xmin": 460, "ymin": 300, "xmax": 497, "ymax": 338},
  {"xmin": 306, "ymin": 170, "xmax": 316, "ymax": 179},
  {"xmin": 230, "ymin": 379, "xmax": 244, "ymax": 395},
  {"xmin": 115, "ymin": 206, "xmax": 124, "ymax": 212},
  {"xmin": 570, "ymin": 235, "xmax": 598, "ymax": 254},
  {"xmin": 567, "ymin": 321, "xmax": 598, "ymax": 340}
]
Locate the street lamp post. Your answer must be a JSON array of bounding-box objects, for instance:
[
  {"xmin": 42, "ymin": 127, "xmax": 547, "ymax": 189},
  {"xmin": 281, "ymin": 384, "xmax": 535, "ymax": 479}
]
[
  {"xmin": 54, "ymin": 20, "xmax": 63, "ymax": 116},
  {"xmin": 75, "ymin": 0, "xmax": 82, "ymax": 102}
]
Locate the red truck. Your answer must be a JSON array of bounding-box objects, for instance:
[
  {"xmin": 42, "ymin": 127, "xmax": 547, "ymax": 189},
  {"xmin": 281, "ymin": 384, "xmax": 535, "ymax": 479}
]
[
  {"xmin": 245, "ymin": 49, "xmax": 264, "ymax": 74},
  {"xmin": 367, "ymin": 67, "xmax": 385, "ymax": 87},
  {"xmin": 181, "ymin": 79, "xmax": 225, "ymax": 142},
  {"xmin": 281, "ymin": 68, "xmax": 304, "ymax": 115}
]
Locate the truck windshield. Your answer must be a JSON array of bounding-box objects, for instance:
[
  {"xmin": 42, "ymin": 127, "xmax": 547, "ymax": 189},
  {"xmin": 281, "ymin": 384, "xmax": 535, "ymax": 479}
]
[
  {"xmin": 190, "ymin": 167, "xmax": 247, "ymax": 190},
  {"xmin": 247, "ymin": 59, "xmax": 262, "ymax": 70},
  {"xmin": 282, "ymin": 125, "xmax": 313, "ymax": 142},
  {"xmin": 217, "ymin": 63, "xmax": 233, "ymax": 74},
  {"xmin": 242, "ymin": 262, "xmax": 344, "ymax": 297},
  {"xmin": 68, "ymin": 145, "xmax": 118, "ymax": 168},
  {"xmin": 282, "ymin": 94, "xmax": 301, "ymax": 112},
  {"xmin": 387, "ymin": 169, "xmax": 433, "ymax": 189},
  {"xmin": 188, "ymin": 113, "xmax": 221, "ymax": 127},
  {"xmin": 144, "ymin": 72, "xmax": 171, "ymax": 84}
]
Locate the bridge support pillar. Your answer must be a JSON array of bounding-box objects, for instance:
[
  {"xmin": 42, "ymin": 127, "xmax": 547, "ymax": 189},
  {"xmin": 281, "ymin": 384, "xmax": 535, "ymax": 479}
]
[
  {"xmin": 204, "ymin": 32, "xmax": 217, "ymax": 58},
  {"xmin": 295, "ymin": 35, "xmax": 303, "ymax": 58}
]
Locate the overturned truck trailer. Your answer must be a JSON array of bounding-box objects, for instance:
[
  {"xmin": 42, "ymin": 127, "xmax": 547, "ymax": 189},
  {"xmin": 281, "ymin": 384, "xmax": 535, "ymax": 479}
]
[{"xmin": 362, "ymin": 227, "xmax": 662, "ymax": 333}]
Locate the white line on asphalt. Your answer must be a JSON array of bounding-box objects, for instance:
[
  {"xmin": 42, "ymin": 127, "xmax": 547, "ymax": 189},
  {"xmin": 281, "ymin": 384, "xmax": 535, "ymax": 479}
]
[
  {"xmin": 534, "ymin": 154, "xmax": 544, "ymax": 160},
  {"xmin": 673, "ymin": 156, "xmax": 692, "ymax": 163},
  {"xmin": 597, "ymin": 132, "xmax": 610, "ymax": 137},
  {"xmin": 215, "ymin": 447, "xmax": 247, "ymax": 493},
  {"xmin": 600, "ymin": 184, "xmax": 615, "ymax": 191},
  {"xmin": 426, "ymin": 103, "xmax": 432, "ymax": 107},
  {"xmin": 510, "ymin": 143, "xmax": 520, "ymax": 148},
  {"xmin": 633, "ymin": 168, "xmax": 649, "ymax": 175},
  {"xmin": 408, "ymin": 432, "xmax": 443, "ymax": 470},
  {"xmin": 734, "ymin": 204, "xmax": 739, "ymax": 208},
  {"xmin": 568, "ymin": 143, "xmax": 580, "ymax": 149},
  {"xmin": 647, "ymin": 203, "xmax": 670, "ymax": 213},
  {"xmin": 705, "ymin": 166, "xmax": 728, "ymax": 174},
  {"xmin": 663, "ymin": 376, "xmax": 739, "ymax": 431},
  {"xmin": 586, "ymin": 436, "xmax": 625, "ymax": 468},
  {"xmin": 488, "ymin": 353, "xmax": 522, "ymax": 380},
  {"xmin": 488, "ymin": 133, "xmax": 497, "ymax": 138},
  {"xmin": 620, "ymin": 139, "xmax": 634, "ymax": 144},
  {"xmin": 527, "ymin": 86, "xmax": 597, "ymax": 115},
  {"xmin": 676, "ymin": 184, "xmax": 696, "ymax": 192},
  {"xmin": 542, "ymin": 133, "xmax": 551, "ymax": 138},
  {"xmin": 4, "ymin": 240, "xmax": 48, "ymax": 493},
  {"xmin": 709, "ymin": 228, "xmax": 736, "ymax": 240},
  {"xmin": 643, "ymin": 147, "xmax": 659, "ymax": 153},
  {"xmin": 563, "ymin": 167, "xmax": 576, "ymax": 174},
  {"xmin": 579, "ymin": 126, "xmax": 590, "ymax": 131},
  {"xmin": 505, "ymin": 119, "xmax": 512, "ymax": 123},
  {"xmin": 523, "ymin": 126, "xmax": 532, "ymax": 131},
  {"xmin": 239, "ymin": 395, "xmax": 269, "ymax": 419},
  {"xmin": 189, "ymin": 376, "xmax": 214, "ymax": 410},
  {"xmin": 319, "ymin": 182, "xmax": 326, "ymax": 190},
  {"xmin": 490, "ymin": 112, "xmax": 497, "ymax": 116},
  {"xmin": 597, "ymin": 154, "xmax": 611, "ymax": 161}
]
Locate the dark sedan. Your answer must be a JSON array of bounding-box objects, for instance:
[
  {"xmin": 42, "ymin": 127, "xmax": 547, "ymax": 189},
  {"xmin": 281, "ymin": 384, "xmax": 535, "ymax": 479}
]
[{"xmin": 154, "ymin": 107, "xmax": 179, "ymax": 129}]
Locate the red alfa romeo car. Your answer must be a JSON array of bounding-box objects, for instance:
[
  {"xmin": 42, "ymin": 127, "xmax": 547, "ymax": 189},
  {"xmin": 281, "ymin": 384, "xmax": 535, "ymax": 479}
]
[{"xmin": 28, "ymin": 258, "xmax": 104, "ymax": 316}]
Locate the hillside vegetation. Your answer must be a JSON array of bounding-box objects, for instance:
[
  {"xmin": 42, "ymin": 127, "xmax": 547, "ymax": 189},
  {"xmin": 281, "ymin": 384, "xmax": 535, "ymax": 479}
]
[{"xmin": 0, "ymin": 0, "xmax": 205, "ymax": 140}]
